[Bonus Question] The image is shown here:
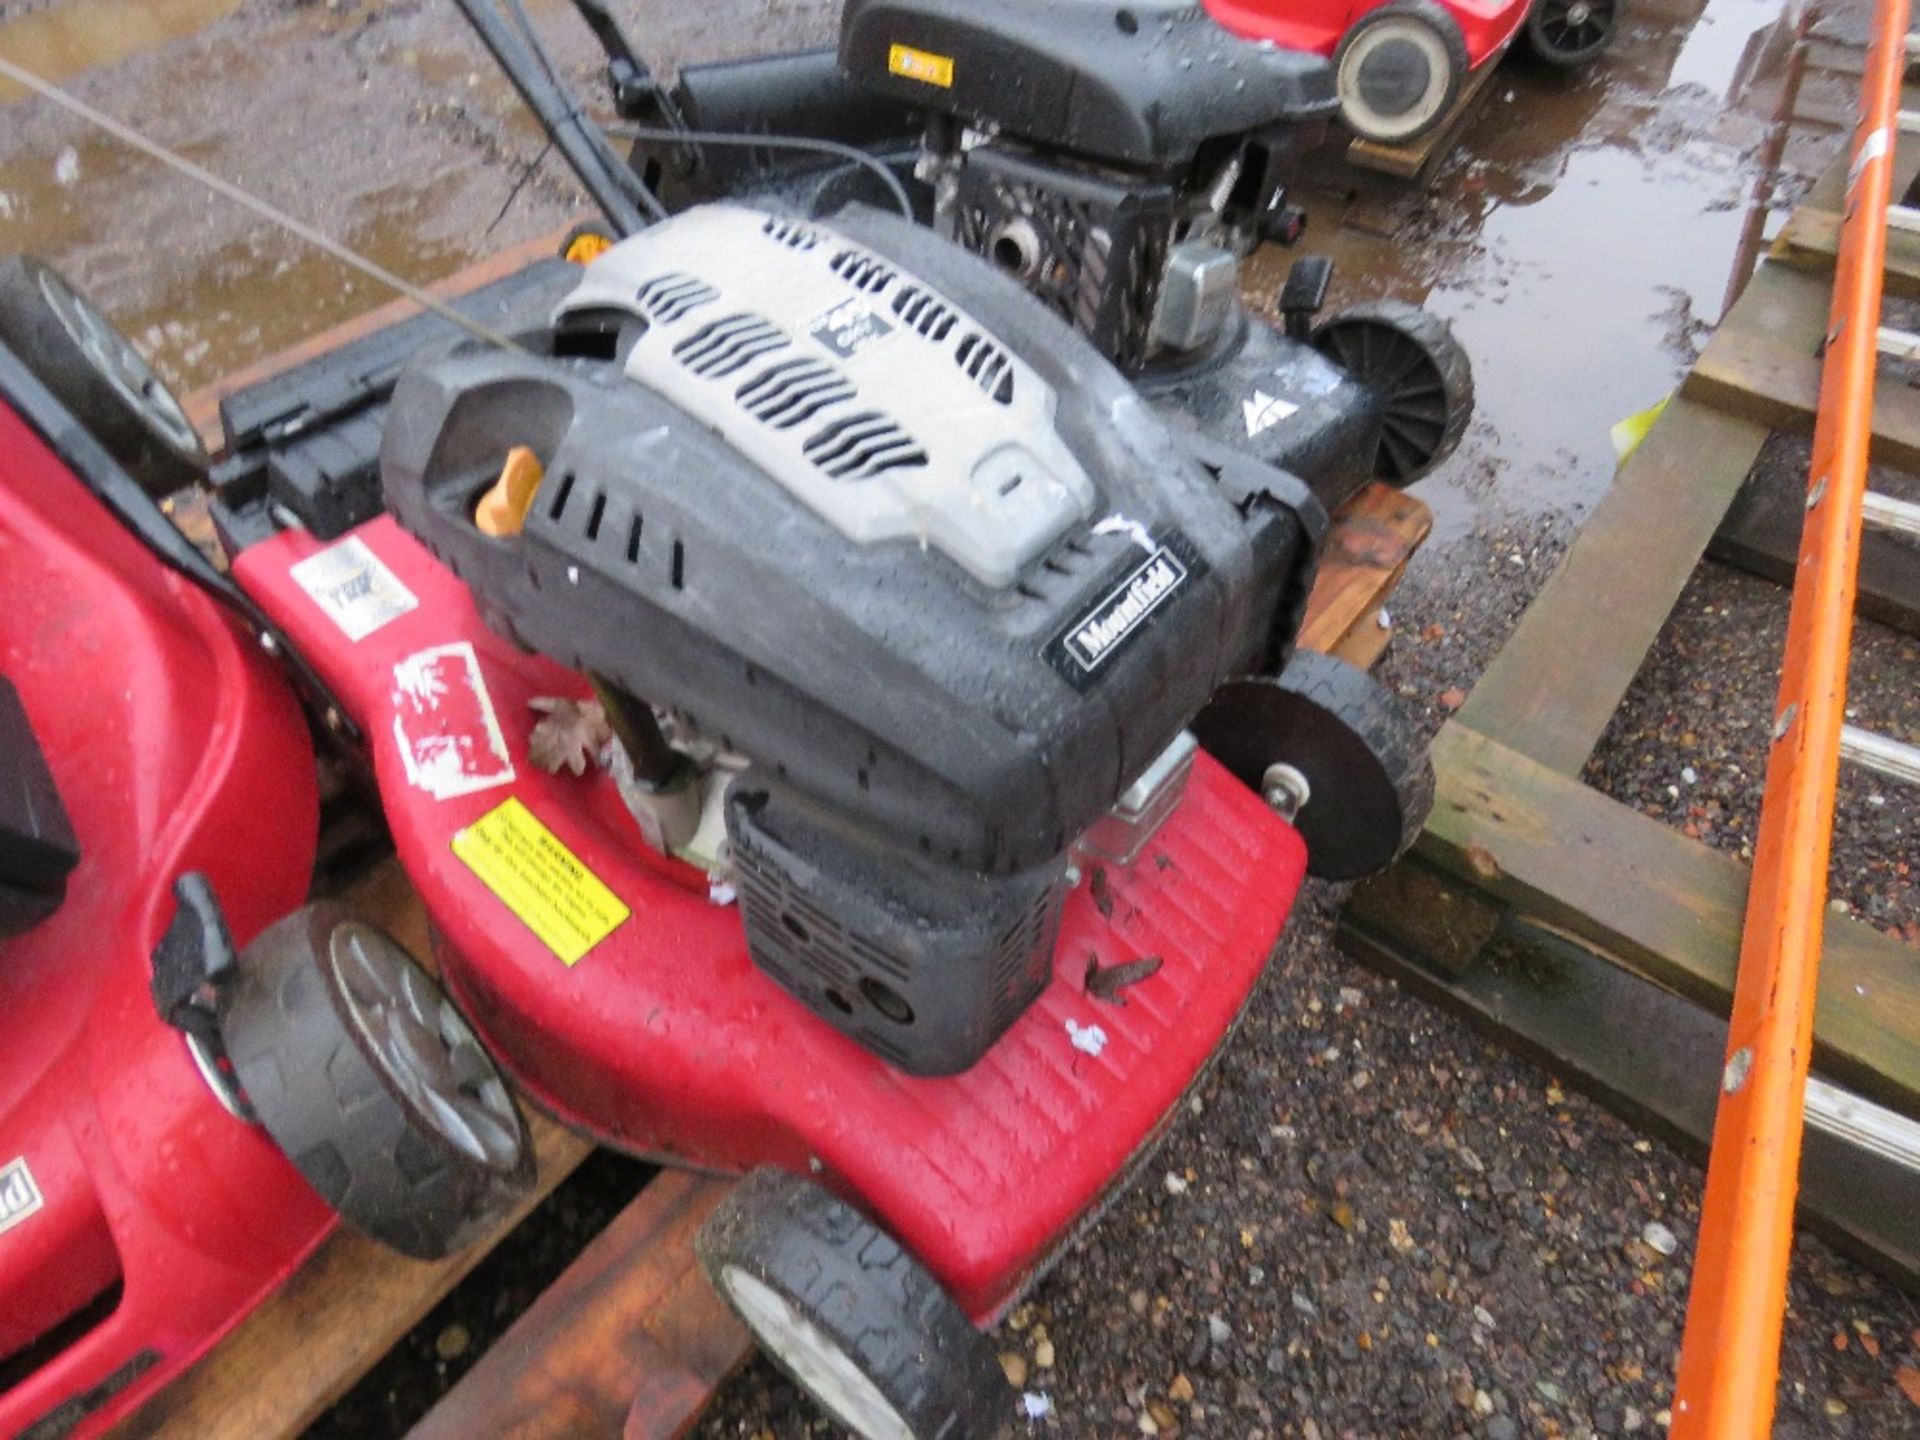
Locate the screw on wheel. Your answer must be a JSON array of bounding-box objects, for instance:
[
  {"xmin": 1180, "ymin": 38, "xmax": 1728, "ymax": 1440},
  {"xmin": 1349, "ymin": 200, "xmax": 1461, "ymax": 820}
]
[
  {"xmin": 1524, "ymin": 0, "xmax": 1623, "ymax": 67},
  {"xmin": 217, "ymin": 902, "xmax": 536, "ymax": 1259},
  {"xmin": 697, "ymin": 1169, "xmax": 1013, "ymax": 1440},
  {"xmin": 1309, "ymin": 299, "xmax": 1473, "ymax": 487},
  {"xmin": 1192, "ymin": 650, "xmax": 1434, "ymax": 881},
  {"xmin": 0, "ymin": 255, "xmax": 208, "ymax": 498}
]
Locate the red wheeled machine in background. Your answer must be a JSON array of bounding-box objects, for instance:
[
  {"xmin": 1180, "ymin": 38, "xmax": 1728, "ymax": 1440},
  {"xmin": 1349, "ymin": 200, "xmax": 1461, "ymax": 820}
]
[
  {"xmin": 1206, "ymin": 0, "xmax": 1623, "ymax": 144},
  {"xmin": 0, "ymin": 257, "xmax": 536, "ymax": 1440}
]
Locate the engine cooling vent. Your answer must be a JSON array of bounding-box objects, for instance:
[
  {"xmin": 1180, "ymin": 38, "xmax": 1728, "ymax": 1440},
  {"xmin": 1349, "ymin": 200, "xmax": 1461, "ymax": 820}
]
[
  {"xmin": 737, "ymin": 357, "xmax": 856, "ymax": 430},
  {"xmin": 762, "ymin": 216, "xmax": 821, "ymax": 250},
  {"xmin": 890, "ymin": 283, "xmax": 957, "ymax": 342},
  {"xmin": 556, "ymin": 204, "xmax": 1098, "ymax": 588},
  {"xmin": 633, "ymin": 272, "xmax": 718, "ymax": 325},
  {"xmin": 955, "ymin": 332, "xmax": 1015, "ymax": 405},
  {"xmin": 829, "ymin": 248, "xmax": 897, "ymax": 294},
  {"xmin": 673, "ymin": 313, "xmax": 789, "ymax": 379},
  {"xmin": 803, "ymin": 411, "xmax": 927, "ymax": 480}
]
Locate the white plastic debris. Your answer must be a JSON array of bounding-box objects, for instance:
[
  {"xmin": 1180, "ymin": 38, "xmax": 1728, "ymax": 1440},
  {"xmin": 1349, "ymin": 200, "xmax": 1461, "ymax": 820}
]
[
  {"xmin": 1022, "ymin": 1392, "xmax": 1053, "ymax": 1420},
  {"xmin": 1642, "ymin": 1220, "xmax": 1679, "ymax": 1257},
  {"xmin": 1065, "ymin": 1018, "xmax": 1108, "ymax": 1057},
  {"xmin": 1163, "ymin": 1172, "xmax": 1189, "ymax": 1196}
]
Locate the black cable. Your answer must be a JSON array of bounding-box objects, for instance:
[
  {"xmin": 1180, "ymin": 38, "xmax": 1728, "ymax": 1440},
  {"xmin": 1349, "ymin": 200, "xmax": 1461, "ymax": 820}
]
[
  {"xmin": 495, "ymin": 0, "xmax": 668, "ymax": 223},
  {"xmin": 605, "ymin": 120, "xmax": 916, "ymax": 221}
]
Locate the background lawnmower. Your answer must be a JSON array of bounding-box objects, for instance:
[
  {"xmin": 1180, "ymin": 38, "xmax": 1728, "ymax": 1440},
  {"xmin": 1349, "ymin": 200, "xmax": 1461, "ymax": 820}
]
[
  {"xmin": 1208, "ymin": 0, "xmax": 1626, "ymax": 144},
  {"xmin": 466, "ymin": 0, "xmax": 1480, "ymax": 500}
]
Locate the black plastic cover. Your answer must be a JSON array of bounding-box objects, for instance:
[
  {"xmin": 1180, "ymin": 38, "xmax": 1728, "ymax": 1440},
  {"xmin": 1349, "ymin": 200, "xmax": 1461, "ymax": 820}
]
[
  {"xmin": 632, "ymin": 48, "xmax": 927, "ymax": 216},
  {"xmin": 839, "ymin": 0, "xmax": 1338, "ymax": 166},
  {"xmin": 729, "ymin": 786, "xmax": 1062, "ymax": 1075},
  {"xmin": 382, "ymin": 205, "xmax": 1321, "ymax": 876},
  {"xmin": 1137, "ymin": 314, "xmax": 1383, "ymax": 517},
  {"xmin": 0, "ymin": 673, "xmax": 78, "ymax": 936},
  {"xmin": 209, "ymin": 260, "xmax": 580, "ymax": 549}
]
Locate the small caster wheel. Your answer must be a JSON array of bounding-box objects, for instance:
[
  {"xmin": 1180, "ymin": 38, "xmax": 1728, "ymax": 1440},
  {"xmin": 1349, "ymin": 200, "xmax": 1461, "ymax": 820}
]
[
  {"xmin": 1311, "ymin": 299, "xmax": 1473, "ymax": 486},
  {"xmin": 698, "ymin": 1168, "xmax": 1013, "ymax": 1440},
  {"xmin": 219, "ymin": 903, "xmax": 535, "ymax": 1258},
  {"xmin": 1192, "ymin": 651, "xmax": 1434, "ymax": 880},
  {"xmin": 1524, "ymin": 0, "xmax": 1623, "ymax": 68},
  {"xmin": 1333, "ymin": 0, "xmax": 1471, "ymax": 145},
  {"xmin": 0, "ymin": 255, "xmax": 207, "ymax": 498}
]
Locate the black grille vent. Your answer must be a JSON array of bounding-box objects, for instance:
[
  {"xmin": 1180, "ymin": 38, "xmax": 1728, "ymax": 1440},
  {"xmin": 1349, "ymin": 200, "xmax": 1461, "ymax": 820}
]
[
  {"xmin": 803, "ymin": 411, "xmax": 928, "ymax": 481},
  {"xmin": 632, "ymin": 272, "xmax": 718, "ymax": 324},
  {"xmin": 762, "ymin": 216, "xmax": 821, "ymax": 250},
  {"xmin": 890, "ymin": 283, "xmax": 958, "ymax": 342},
  {"xmin": 737, "ymin": 357, "xmax": 857, "ymax": 430},
  {"xmin": 829, "ymin": 248, "xmax": 897, "ymax": 294},
  {"xmin": 673, "ymin": 313, "xmax": 789, "ymax": 379},
  {"xmin": 988, "ymin": 896, "xmax": 1059, "ymax": 1034},
  {"xmin": 955, "ymin": 331, "xmax": 1016, "ymax": 404}
]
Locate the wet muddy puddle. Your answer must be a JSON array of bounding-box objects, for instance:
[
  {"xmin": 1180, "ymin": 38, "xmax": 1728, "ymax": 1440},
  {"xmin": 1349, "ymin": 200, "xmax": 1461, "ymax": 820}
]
[{"xmin": 0, "ymin": 0, "xmax": 1855, "ymax": 543}]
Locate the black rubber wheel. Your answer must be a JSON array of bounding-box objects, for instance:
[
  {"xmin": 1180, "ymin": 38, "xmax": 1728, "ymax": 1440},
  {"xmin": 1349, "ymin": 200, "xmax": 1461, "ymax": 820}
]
[
  {"xmin": 1191, "ymin": 651, "xmax": 1434, "ymax": 881},
  {"xmin": 1311, "ymin": 299, "xmax": 1473, "ymax": 485},
  {"xmin": 1524, "ymin": 0, "xmax": 1622, "ymax": 67},
  {"xmin": 697, "ymin": 1169, "xmax": 1012, "ymax": 1440},
  {"xmin": 0, "ymin": 255, "xmax": 206, "ymax": 497},
  {"xmin": 218, "ymin": 903, "xmax": 535, "ymax": 1259},
  {"xmin": 1333, "ymin": 0, "xmax": 1470, "ymax": 145}
]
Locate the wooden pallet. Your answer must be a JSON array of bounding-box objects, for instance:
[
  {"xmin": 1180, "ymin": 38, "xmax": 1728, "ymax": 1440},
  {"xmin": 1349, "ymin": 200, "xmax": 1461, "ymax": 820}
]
[
  {"xmin": 1338, "ymin": 113, "xmax": 1920, "ymax": 1287},
  {"xmin": 127, "ymin": 247, "xmax": 1434, "ymax": 1439}
]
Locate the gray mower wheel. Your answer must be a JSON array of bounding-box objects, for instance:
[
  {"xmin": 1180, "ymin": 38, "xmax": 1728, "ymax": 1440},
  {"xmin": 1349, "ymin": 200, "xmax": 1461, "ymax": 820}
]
[
  {"xmin": 0, "ymin": 255, "xmax": 206, "ymax": 497},
  {"xmin": 218, "ymin": 902, "xmax": 535, "ymax": 1259},
  {"xmin": 698, "ymin": 1168, "xmax": 1012, "ymax": 1440}
]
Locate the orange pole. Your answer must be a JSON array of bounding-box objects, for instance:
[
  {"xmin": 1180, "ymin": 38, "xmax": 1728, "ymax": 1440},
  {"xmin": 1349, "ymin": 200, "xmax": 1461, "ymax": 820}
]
[{"xmin": 1669, "ymin": 2, "xmax": 1907, "ymax": 1434}]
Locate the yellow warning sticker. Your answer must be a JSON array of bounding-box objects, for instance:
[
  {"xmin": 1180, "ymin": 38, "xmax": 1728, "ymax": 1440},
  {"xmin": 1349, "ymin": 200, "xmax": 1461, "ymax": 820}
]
[
  {"xmin": 452, "ymin": 797, "xmax": 630, "ymax": 965},
  {"xmin": 888, "ymin": 42, "xmax": 954, "ymax": 88}
]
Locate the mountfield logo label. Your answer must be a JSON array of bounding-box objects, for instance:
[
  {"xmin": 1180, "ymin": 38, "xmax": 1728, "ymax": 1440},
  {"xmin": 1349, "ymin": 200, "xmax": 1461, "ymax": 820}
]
[
  {"xmin": 0, "ymin": 1157, "xmax": 43, "ymax": 1237},
  {"xmin": 1061, "ymin": 545, "xmax": 1191, "ymax": 678}
]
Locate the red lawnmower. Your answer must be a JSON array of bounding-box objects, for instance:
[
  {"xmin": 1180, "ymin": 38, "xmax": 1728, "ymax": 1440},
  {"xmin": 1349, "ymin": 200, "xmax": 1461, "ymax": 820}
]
[
  {"xmin": 1207, "ymin": 0, "xmax": 1624, "ymax": 144},
  {"xmin": 3, "ymin": 5, "xmax": 1454, "ymax": 1435},
  {"xmin": 0, "ymin": 256, "xmax": 536, "ymax": 1440}
]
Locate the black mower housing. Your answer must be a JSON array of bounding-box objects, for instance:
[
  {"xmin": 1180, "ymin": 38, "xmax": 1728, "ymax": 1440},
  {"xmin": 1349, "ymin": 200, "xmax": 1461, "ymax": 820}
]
[
  {"xmin": 381, "ymin": 205, "xmax": 1325, "ymax": 879},
  {"xmin": 840, "ymin": 0, "xmax": 1339, "ymax": 166}
]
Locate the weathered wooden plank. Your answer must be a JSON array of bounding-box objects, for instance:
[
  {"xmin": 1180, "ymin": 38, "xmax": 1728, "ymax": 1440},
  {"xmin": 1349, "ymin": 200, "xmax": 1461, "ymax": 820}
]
[
  {"xmin": 1453, "ymin": 397, "xmax": 1769, "ymax": 775},
  {"xmin": 1339, "ymin": 915, "xmax": 1920, "ymax": 1289},
  {"xmin": 1297, "ymin": 483, "xmax": 1431, "ymax": 656},
  {"xmin": 1687, "ymin": 318, "xmax": 1920, "ymax": 472},
  {"xmin": 408, "ymin": 1172, "xmax": 748, "ymax": 1440},
  {"xmin": 1772, "ymin": 207, "xmax": 1920, "ymax": 300},
  {"xmin": 1360, "ymin": 724, "xmax": 1920, "ymax": 1118},
  {"xmin": 115, "ymin": 1116, "xmax": 593, "ymax": 1440}
]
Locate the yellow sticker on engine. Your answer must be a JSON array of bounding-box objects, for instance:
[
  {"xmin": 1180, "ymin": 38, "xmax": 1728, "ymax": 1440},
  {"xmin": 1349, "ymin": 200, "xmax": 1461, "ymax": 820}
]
[
  {"xmin": 888, "ymin": 42, "xmax": 954, "ymax": 88},
  {"xmin": 452, "ymin": 797, "xmax": 629, "ymax": 965}
]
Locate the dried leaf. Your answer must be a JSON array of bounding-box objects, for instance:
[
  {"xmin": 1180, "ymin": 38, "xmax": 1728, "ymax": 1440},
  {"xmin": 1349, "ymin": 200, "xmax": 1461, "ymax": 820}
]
[
  {"xmin": 1085, "ymin": 953, "xmax": 1164, "ymax": 1004},
  {"xmin": 1090, "ymin": 864, "xmax": 1115, "ymax": 919},
  {"xmin": 527, "ymin": 695, "xmax": 612, "ymax": 776}
]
